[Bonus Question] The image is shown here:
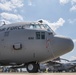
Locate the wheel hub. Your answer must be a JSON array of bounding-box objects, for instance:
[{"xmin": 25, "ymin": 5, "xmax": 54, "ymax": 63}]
[{"xmin": 28, "ymin": 64, "xmax": 33, "ymax": 71}]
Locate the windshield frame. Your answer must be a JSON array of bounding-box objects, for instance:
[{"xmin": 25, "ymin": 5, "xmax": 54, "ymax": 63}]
[{"xmin": 24, "ymin": 23, "xmax": 56, "ymax": 35}]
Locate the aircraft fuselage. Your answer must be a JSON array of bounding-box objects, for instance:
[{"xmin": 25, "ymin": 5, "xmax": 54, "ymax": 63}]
[{"xmin": 0, "ymin": 22, "xmax": 74, "ymax": 66}]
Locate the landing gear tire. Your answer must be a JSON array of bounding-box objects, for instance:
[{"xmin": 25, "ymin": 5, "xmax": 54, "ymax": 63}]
[{"xmin": 26, "ymin": 62, "xmax": 39, "ymax": 73}]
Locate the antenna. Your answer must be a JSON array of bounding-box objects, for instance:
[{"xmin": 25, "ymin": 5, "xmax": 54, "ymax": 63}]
[{"xmin": 38, "ymin": 20, "xmax": 43, "ymax": 23}]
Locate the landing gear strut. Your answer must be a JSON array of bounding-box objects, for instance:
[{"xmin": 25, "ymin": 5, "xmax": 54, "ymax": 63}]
[{"xmin": 26, "ymin": 62, "xmax": 39, "ymax": 73}]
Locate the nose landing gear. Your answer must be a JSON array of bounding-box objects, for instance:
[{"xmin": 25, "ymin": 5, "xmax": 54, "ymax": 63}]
[{"xmin": 26, "ymin": 62, "xmax": 39, "ymax": 73}]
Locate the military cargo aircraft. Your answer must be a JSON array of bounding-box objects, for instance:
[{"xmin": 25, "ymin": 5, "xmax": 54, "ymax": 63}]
[{"xmin": 0, "ymin": 20, "xmax": 74, "ymax": 72}]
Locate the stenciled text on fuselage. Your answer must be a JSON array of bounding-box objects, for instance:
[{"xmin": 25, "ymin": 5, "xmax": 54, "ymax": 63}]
[{"xmin": 0, "ymin": 25, "xmax": 25, "ymax": 32}]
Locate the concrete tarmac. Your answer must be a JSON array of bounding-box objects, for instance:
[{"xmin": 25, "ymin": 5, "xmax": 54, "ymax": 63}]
[{"xmin": 0, "ymin": 73, "xmax": 76, "ymax": 75}]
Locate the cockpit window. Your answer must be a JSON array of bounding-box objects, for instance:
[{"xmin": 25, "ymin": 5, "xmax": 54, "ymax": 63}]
[
  {"xmin": 41, "ymin": 24, "xmax": 51, "ymax": 31},
  {"xmin": 41, "ymin": 24, "xmax": 55, "ymax": 35},
  {"xmin": 30, "ymin": 24, "xmax": 41, "ymax": 29},
  {"xmin": 25, "ymin": 24, "xmax": 50, "ymax": 30},
  {"xmin": 24, "ymin": 23, "xmax": 55, "ymax": 35},
  {"xmin": 36, "ymin": 32, "xmax": 45, "ymax": 39},
  {"xmin": 41, "ymin": 32, "xmax": 45, "ymax": 39},
  {"xmin": 36, "ymin": 32, "xmax": 40, "ymax": 39}
]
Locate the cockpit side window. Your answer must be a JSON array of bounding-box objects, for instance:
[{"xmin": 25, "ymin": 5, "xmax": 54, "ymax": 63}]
[
  {"xmin": 36, "ymin": 32, "xmax": 45, "ymax": 40},
  {"xmin": 41, "ymin": 32, "xmax": 45, "ymax": 39},
  {"xmin": 36, "ymin": 32, "xmax": 40, "ymax": 39}
]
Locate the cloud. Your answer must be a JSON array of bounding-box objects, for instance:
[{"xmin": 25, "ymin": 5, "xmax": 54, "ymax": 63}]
[
  {"xmin": 70, "ymin": 0, "xmax": 76, "ymax": 11},
  {"xmin": 28, "ymin": 0, "xmax": 35, "ymax": 6},
  {"xmin": 71, "ymin": 0, "xmax": 76, "ymax": 5},
  {"xmin": 28, "ymin": 0, "xmax": 32, "ymax": 6},
  {"xmin": 0, "ymin": 0, "xmax": 24, "ymax": 11},
  {"xmin": 50, "ymin": 18, "xmax": 65, "ymax": 31},
  {"xmin": 59, "ymin": 0, "xmax": 69, "ymax": 5},
  {"xmin": 68, "ymin": 19, "xmax": 76, "ymax": 24},
  {"xmin": 0, "ymin": 1, "xmax": 12, "ymax": 11},
  {"xmin": 0, "ymin": 12, "xmax": 23, "ymax": 22},
  {"xmin": 0, "ymin": 0, "xmax": 24, "ymax": 23},
  {"xmin": 59, "ymin": 0, "xmax": 76, "ymax": 11},
  {"xmin": 40, "ymin": 18, "xmax": 65, "ymax": 31},
  {"xmin": 70, "ymin": 5, "xmax": 76, "ymax": 11},
  {"xmin": 73, "ymin": 39, "xmax": 76, "ymax": 43}
]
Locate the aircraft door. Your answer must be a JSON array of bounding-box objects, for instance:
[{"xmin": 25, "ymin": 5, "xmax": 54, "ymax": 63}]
[
  {"xmin": 46, "ymin": 32, "xmax": 54, "ymax": 59},
  {"xmin": 46, "ymin": 32, "xmax": 53, "ymax": 48}
]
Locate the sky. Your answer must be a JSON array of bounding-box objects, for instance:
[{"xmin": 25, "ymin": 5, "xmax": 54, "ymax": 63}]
[{"xmin": 0, "ymin": 0, "xmax": 76, "ymax": 61}]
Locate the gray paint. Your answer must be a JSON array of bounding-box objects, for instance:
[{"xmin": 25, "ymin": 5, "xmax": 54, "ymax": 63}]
[{"xmin": 0, "ymin": 22, "xmax": 74, "ymax": 65}]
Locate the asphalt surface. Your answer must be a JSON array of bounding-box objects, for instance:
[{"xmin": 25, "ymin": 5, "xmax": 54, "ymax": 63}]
[{"xmin": 0, "ymin": 73, "xmax": 76, "ymax": 75}]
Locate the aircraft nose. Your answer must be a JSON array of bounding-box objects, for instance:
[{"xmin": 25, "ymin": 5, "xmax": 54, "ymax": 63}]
[
  {"xmin": 52, "ymin": 35, "xmax": 74, "ymax": 56},
  {"xmin": 61, "ymin": 37, "xmax": 74, "ymax": 52}
]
